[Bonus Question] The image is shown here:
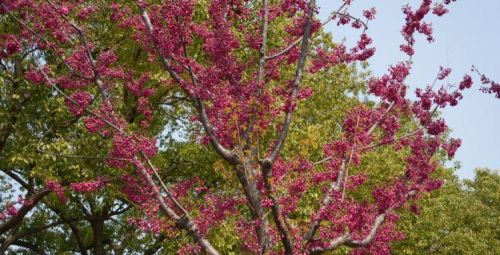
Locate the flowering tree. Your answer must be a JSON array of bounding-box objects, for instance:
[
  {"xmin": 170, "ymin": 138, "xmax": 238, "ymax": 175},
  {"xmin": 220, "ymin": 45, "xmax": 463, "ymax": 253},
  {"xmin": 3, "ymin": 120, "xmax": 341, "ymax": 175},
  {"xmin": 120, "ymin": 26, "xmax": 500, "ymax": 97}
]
[{"xmin": 0, "ymin": 0, "xmax": 490, "ymax": 254}]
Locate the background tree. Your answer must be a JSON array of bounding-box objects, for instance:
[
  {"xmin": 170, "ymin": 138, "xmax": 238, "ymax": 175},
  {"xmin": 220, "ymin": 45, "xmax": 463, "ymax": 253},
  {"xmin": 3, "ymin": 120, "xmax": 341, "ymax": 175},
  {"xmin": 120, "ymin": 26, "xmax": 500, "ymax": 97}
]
[{"xmin": 393, "ymin": 168, "xmax": 500, "ymax": 254}]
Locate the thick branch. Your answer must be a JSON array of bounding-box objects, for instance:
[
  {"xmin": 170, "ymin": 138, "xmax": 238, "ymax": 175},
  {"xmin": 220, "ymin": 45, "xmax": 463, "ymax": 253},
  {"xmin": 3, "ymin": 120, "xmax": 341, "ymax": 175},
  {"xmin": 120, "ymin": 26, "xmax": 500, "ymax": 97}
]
[
  {"xmin": 144, "ymin": 234, "xmax": 166, "ymax": 255},
  {"xmin": 47, "ymin": 206, "xmax": 88, "ymax": 255},
  {"xmin": 308, "ymin": 213, "xmax": 387, "ymax": 254},
  {"xmin": 234, "ymin": 164, "xmax": 270, "ymax": 253},
  {"xmin": 2, "ymin": 169, "xmax": 29, "ymax": 191},
  {"xmin": 135, "ymin": 160, "xmax": 220, "ymax": 255},
  {"xmin": 262, "ymin": 165, "xmax": 294, "ymax": 254}
]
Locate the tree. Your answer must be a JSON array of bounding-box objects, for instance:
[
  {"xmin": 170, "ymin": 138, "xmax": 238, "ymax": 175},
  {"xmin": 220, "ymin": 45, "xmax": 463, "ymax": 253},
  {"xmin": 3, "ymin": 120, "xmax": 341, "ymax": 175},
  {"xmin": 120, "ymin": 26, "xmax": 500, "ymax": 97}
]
[
  {"xmin": 0, "ymin": 0, "xmax": 489, "ymax": 254},
  {"xmin": 393, "ymin": 168, "xmax": 500, "ymax": 254}
]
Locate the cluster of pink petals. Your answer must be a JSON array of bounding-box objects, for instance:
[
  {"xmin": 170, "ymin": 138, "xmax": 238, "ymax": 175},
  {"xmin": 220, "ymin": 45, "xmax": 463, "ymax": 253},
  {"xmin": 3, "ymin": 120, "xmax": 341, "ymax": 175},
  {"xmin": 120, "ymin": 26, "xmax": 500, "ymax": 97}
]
[{"xmin": 46, "ymin": 180, "xmax": 68, "ymax": 204}]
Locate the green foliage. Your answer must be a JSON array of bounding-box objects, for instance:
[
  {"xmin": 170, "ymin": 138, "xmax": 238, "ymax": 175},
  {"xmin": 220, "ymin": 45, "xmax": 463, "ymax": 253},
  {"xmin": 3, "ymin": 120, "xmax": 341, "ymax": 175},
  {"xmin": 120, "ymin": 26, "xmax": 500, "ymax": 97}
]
[{"xmin": 393, "ymin": 168, "xmax": 500, "ymax": 254}]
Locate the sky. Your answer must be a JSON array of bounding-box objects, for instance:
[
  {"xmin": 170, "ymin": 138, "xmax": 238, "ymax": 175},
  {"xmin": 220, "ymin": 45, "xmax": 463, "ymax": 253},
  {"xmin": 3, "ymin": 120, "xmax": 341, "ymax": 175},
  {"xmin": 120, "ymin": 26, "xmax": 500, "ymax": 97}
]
[{"xmin": 317, "ymin": 0, "xmax": 500, "ymax": 180}]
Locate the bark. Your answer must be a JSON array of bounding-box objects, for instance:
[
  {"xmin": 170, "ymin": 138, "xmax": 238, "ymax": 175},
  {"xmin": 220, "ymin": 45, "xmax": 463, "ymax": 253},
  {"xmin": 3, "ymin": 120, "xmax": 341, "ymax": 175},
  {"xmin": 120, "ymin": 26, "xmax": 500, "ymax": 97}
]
[
  {"xmin": 262, "ymin": 164, "xmax": 293, "ymax": 254},
  {"xmin": 90, "ymin": 218, "xmax": 105, "ymax": 255},
  {"xmin": 235, "ymin": 164, "xmax": 270, "ymax": 253}
]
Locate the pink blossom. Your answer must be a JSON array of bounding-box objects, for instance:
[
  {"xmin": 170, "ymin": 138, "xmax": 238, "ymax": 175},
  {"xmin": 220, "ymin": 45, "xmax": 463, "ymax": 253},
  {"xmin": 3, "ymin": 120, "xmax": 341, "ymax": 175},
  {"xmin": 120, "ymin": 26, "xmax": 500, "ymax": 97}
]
[
  {"xmin": 65, "ymin": 92, "xmax": 92, "ymax": 116},
  {"xmin": 46, "ymin": 180, "xmax": 68, "ymax": 204}
]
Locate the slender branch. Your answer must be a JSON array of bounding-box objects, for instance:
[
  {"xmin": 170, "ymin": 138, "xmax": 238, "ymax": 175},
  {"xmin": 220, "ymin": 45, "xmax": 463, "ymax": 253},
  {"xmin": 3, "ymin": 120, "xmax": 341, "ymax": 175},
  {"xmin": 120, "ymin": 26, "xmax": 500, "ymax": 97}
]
[
  {"xmin": 1, "ymin": 4, "xmax": 91, "ymax": 79},
  {"xmin": 139, "ymin": 7, "xmax": 236, "ymax": 164},
  {"xmin": 134, "ymin": 159, "xmax": 221, "ymax": 255},
  {"xmin": 242, "ymin": 0, "xmax": 270, "ymax": 144},
  {"xmin": 361, "ymin": 128, "xmax": 422, "ymax": 151},
  {"xmin": 336, "ymin": 12, "xmax": 369, "ymax": 31},
  {"xmin": 303, "ymin": 157, "xmax": 347, "ymax": 242},
  {"xmin": 308, "ymin": 234, "xmax": 350, "ymax": 254},
  {"xmin": 305, "ymin": 101, "xmax": 398, "ymax": 241},
  {"xmin": 309, "ymin": 189, "xmax": 416, "ymax": 254},
  {"xmin": 46, "ymin": 0, "xmax": 109, "ymax": 99},
  {"xmin": 13, "ymin": 218, "xmax": 82, "ymax": 240},
  {"xmin": 45, "ymin": 205, "xmax": 88, "ymax": 255},
  {"xmin": 1, "ymin": 169, "xmax": 29, "ymax": 190},
  {"xmin": 265, "ymin": 2, "xmax": 347, "ymax": 62},
  {"xmin": 346, "ymin": 213, "xmax": 386, "ymax": 248},
  {"xmin": 0, "ymin": 189, "xmax": 51, "ymax": 235},
  {"xmin": 264, "ymin": 0, "xmax": 317, "ymax": 164},
  {"xmin": 143, "ymin": 157, "xmax": 190, "ymax": 217},
  {"xmin": 0, "ymin": 238, "xmax": 47, "ymax": 255},
  {"xmin": 257, "ymin": 0, "xmax": 269, "ymax": 85},
  {"xmin": 37, "ymin": 149, "xmax": 131, "ymax": 162}
]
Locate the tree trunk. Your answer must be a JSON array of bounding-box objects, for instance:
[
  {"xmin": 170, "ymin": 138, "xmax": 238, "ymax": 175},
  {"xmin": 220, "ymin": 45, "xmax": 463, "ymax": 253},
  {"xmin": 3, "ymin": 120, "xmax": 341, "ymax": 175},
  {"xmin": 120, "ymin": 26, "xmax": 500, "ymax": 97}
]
[{"xmin": 90, "ymin": 219, "xmax": 105, "ymax": 255}]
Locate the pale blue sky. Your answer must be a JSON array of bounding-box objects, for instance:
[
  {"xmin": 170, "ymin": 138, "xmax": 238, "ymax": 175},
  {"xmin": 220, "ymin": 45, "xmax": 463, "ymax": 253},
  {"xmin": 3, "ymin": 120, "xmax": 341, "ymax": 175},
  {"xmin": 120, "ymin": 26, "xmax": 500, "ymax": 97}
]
[{"xmin": 318, "ymin": 0, "xmax": 500, "ymax": 179}]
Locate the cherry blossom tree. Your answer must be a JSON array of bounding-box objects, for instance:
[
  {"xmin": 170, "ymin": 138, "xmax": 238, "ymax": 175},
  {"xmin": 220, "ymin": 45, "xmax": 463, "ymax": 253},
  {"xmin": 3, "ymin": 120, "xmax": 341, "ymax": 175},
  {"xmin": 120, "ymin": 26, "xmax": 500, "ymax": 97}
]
[{"xmin": 0, "ymin": 0, "xmax": 488, "ymax": 254}]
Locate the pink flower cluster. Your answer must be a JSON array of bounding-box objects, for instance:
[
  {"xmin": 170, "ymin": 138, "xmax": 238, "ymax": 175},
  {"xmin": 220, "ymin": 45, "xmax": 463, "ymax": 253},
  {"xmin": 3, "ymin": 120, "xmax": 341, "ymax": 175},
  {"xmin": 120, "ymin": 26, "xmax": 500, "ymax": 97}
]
[
  {"xmin": 65, "ymin": 91, "xmax": 92, "ymax": 116},
  {"xmin": 0, "ymin": 195, "xmax": 30, "ymax": 221},
  {"xmin": 69, "ymin": 177, "xmax": 108, "ymax": 193},
  {"xmin": 46, "ymin": 180, "xmax": 68, "ymax": 204}
]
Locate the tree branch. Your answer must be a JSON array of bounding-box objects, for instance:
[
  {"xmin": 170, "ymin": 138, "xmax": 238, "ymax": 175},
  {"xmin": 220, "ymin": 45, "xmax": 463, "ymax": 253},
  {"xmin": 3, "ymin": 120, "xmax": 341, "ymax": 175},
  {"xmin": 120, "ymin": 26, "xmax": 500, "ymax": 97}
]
[
  {"xmin": 308, "ymin": 213, "xmax": 387, "ymax": 254},
  {"xmin": 264, "ymin": 0, "xmax": 317, "ymax": 164},
  {"xmin": 139, "ymin": 7, "xmax": 236, "ymax": 164},
  {"xmin": 264, "ymin": 1, "xmax": 348, "ymax": 62},
  {"xmin": 134, "ymin": 159, "xmax": 221, "ymax": 255},
  {"xmin": 242, "ymin": 0, "xmax": 270, "ymax": 145},
  {"xmin": 262, "ymin": 165, "xmax": 294, "ymax": 253},
  {"xmin": 0, "ymin": 238, "xmax": 47, "ymax": 255},
  {"xmin": 46, "ymin": 0, "xmax": 109, "ymax": 99},
  {"xmin": 1, "ymin": 3, "xmax": 91, "ymax": 79},
  {"xmin": 0, "ymin": 189, "xmax": 51, "ymax": 235}
]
